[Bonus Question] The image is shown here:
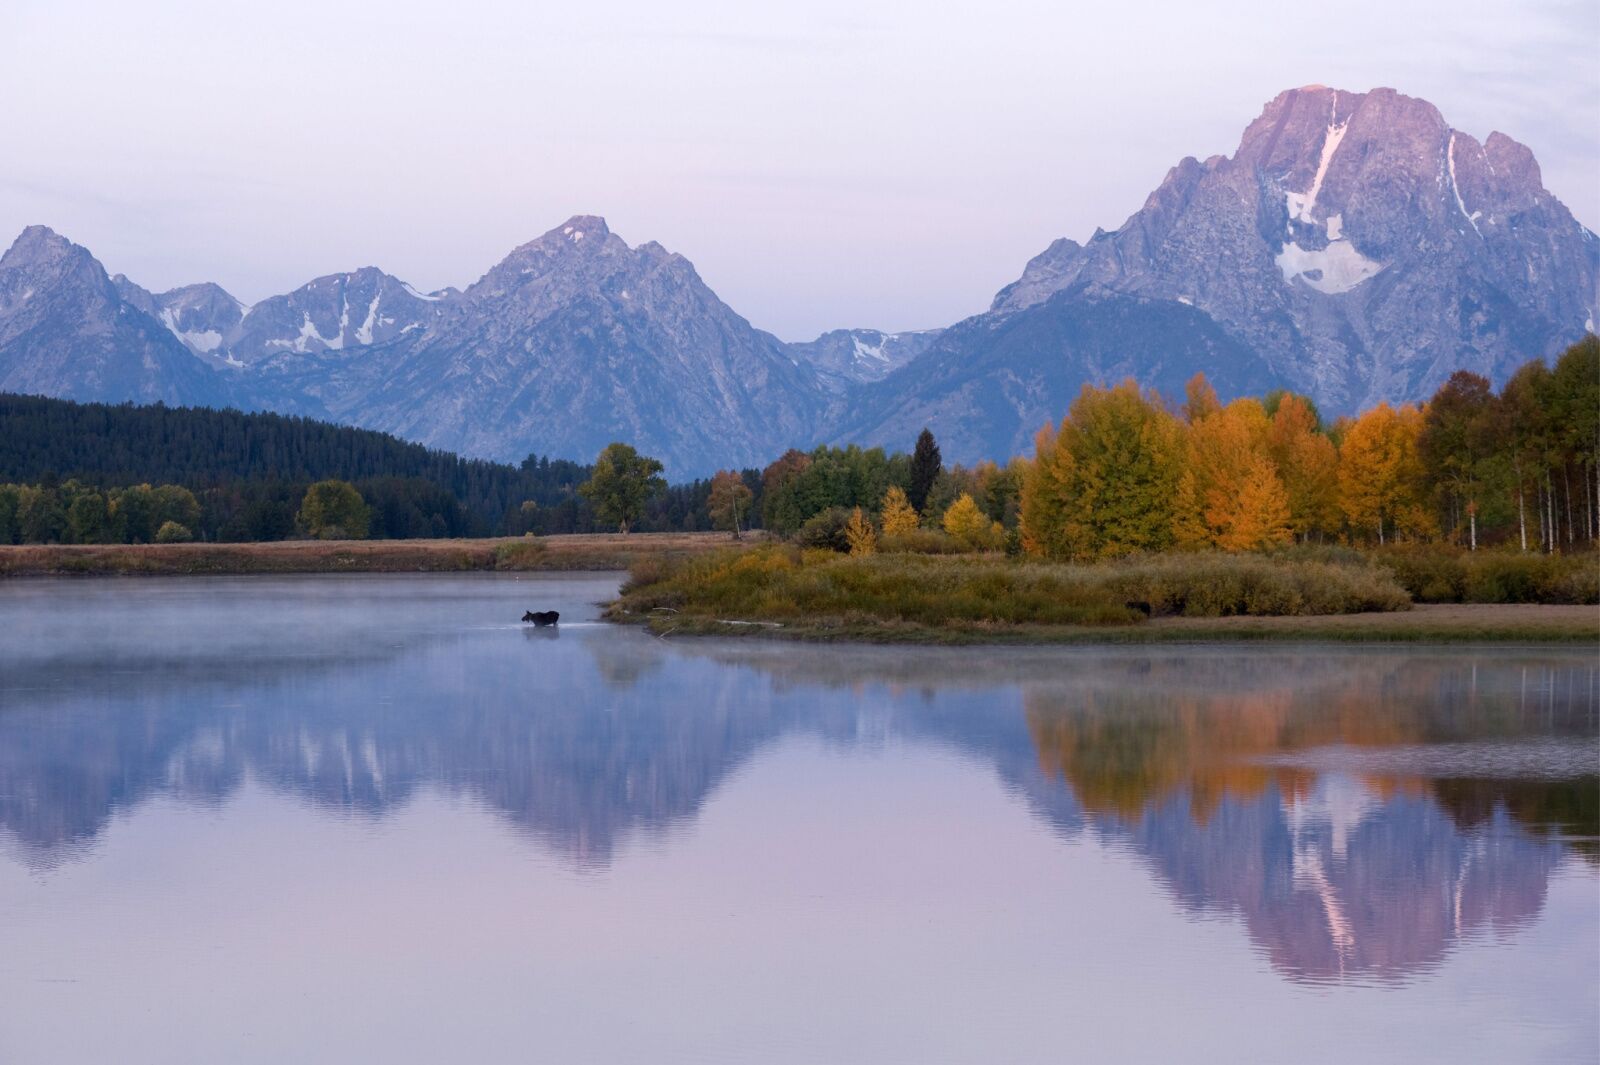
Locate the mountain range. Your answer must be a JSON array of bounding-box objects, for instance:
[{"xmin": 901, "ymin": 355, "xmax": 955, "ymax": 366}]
[{"xmin": 2, "ymin": 85, "xmax": 1594, "ymax": 475}]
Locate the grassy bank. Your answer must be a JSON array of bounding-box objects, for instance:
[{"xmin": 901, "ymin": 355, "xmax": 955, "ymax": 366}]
[
  {"xmin": 0, "ymin": 531, "xmax": 753, "ymax": 576},
  {"xmin": 598, "ymin": 546, "xmax": 1542, "ymax": 644}
]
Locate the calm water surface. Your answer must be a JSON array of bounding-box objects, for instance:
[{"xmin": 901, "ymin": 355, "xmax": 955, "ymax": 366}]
[{"xmin": 0, "ymin": 575, "xmax": 1595, "ymax": 1064}]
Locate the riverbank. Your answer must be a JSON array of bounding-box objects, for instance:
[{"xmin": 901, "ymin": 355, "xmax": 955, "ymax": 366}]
[
  {"xmin": 621, "ymin": 603, "xmax": 1599, "ymax": 644},
  {"xmin": 0, "ymin": 532, "xmax": 752, "ymax": 576},
  {"xmin": 607, "ymin": 546, "xmax": 1599, "ymax": 644}
]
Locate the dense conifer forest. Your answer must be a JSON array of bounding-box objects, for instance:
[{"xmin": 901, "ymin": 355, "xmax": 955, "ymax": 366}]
[{"xmin": 0, "ymin": 395, "xmax": 743, "ymax": 541}]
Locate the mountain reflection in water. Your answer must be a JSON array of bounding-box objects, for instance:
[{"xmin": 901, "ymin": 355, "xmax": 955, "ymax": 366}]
[{"xmin": 0, "ymin": 575, "xmax": 1594, "ymax": 992}]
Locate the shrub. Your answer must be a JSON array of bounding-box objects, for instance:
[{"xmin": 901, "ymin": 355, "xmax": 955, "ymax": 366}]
[
  {"xmin": 610, "ymin": 547, "xmax": 1412, "ymax": 632},
  {"xmin": 796, "ymin": 507, "xmax": 855, "ymax": 552},
  {"xmin": 1093, "ymin": 553, "xmax": 1411, "ymax": 617},
  {"xmin": 879, "ymin": 528, "xmax": 964, "ymax": 554},
  {"xmin": 155, "ymin": 520, "xmax": 193, "ymax": 543},
  {"xmin": 1372, "ymin": 546, "xmax": 1598, "ymax": 605},
  {"xmin": 493, "ymin": 538, "xmax": 548, "ymax": 570}
]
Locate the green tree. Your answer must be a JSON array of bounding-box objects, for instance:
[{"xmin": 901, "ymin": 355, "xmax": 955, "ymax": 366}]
[
  {"xmin": 760, "ymin": 449, "xmax": 813, "ymax": 534},
  {"xmin": 17, "ymin": 486, "xmax": 66, "ymax": 544},
  {"xmin": 110, "ymin": 485, "xmax": 158, "ymax": 543},
  {"xmin": 0, "ymin": 485, "xmax": 20, "ymax": 545},
  {"xmin": 1020, "ymin": 382, "xmax": 1184, "ymax": 560},
  {"xmin": 66, "ymin": 490, "xmax": 110, "ymax": 544},
  {"xmin": 578, "ymin": 443, "xmax": 665, "ymax": 533},
  {"xmin": 1420, "ymin": 371, "xmax": 1501, "ymax": 549},
  {"xmin": 298, "ymin": 480, "xmax": 370, "ymax": 540},
  {"xmin": 155, "ymin": 520, "xmax": 193, "ymax": 543},
  {"xmin": 152, "ymin": 484, "xmax": 201, "ymax": 535},
  {"xmin": 908, "ymin": 428, "xmax": 942, "ymax": 513}
]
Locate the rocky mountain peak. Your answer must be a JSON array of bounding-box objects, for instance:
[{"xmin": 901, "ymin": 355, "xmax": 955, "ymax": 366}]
[
  {"xmin": 986, "ymin": 85, "xmax": 1597, "ymax": 413},
  {"xmin": 1, "ymin": 226, "xmax": 107, "ymax": 296}
]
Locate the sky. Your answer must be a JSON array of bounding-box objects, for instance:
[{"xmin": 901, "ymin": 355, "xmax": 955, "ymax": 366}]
[{"xmin": 1, "ymin": 0, "xmax": 1595, "ymax": 341}]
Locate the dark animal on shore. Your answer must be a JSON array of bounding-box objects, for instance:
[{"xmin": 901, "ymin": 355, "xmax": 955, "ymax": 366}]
[
  {"xmin": 1124, "ymin": 600, "xmax": 1153, "ymax": 618},
  {"xmin": 522, "ymin": 610, "xmax": 560, "ymax": 626}
]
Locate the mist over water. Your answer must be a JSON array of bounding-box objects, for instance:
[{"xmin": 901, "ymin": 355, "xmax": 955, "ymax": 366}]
[{"xmin": 0, "ymin": 575, "xmax": 1595, "ymax": 1063}]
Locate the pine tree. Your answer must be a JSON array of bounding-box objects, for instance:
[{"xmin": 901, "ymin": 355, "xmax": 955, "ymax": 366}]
[{"xmin": 908, "ymin": 428, "xmax": 942, "ymax": 513}]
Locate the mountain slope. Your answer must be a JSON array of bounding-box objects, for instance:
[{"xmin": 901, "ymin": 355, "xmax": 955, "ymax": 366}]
[
  {"xmin": 256, "ymin": 217, "xmax": 831, "ymax": 474},
  {"xmin": 989, "ymin": 85, "xmax": 1599, "ymax": 411},
  {"xmin": 0, "ymin": 227, "xmax": 226, "ymax": 406},
  {"xmin": 833, "ymin": 290, "xmax": 1281, "ymax": 462}
]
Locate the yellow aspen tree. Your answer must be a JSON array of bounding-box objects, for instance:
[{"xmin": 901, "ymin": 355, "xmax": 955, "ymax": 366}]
[
  {"xmin": 1176, "ymin": 398, "xmax": 1269, "ymax": 548},
  {"xmin": 1267, "ymin": 395, "xmax": 1340, "ymax": 540},
  {"xmin": 1338, "ymin": 404, "xmax": 1404, "ymax": 544},
  {"xmin": 878, "ymin": 485, "xmax": 920, "ymax": 537},
  {"xmin": 1183, "ymin": 373, "xmax": 1223, "ymax": 423},
  {"xmin": 844, "ymin": 506, "xmax": 877, "ymax": 556},
  {"xmin": 942, "ymin": 493, "xmax": 1003, "ymax": 550},
  {"xmin": 1221, "ymin": 454, "xmax": 1292, "ymax": 550},
  {"xmin": 1020, "ymin": 421, "xmax": 1076, "ymax": 558},
  {"xmin": 1170, "ymin": 467, "xmax": 1210, "ymax": 549},
  {"xmin": 1391, "ymin": 403, "xmax": 1438, "ymax": 541}
]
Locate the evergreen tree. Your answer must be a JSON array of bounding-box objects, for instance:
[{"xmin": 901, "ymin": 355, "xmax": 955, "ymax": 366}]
[{"xmin": 908, "ymin": 428, "xmax": 942, "ymax": 512}]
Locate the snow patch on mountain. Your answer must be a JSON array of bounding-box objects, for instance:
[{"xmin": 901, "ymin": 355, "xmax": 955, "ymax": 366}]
[{"xmin": 1275, "ymin": 238, "xmax": 1385, "ymax": 294}]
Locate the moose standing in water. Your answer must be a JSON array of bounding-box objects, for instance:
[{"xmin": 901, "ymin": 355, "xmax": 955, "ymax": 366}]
[{"xmin": 522, "ymin": 610, "xmax": 560, "ymax": 627}]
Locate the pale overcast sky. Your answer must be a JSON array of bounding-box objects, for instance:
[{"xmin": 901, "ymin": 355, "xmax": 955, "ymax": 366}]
[{"xmin": 1, "ymin": 0, "xmax": 1595, "ymax": 340}]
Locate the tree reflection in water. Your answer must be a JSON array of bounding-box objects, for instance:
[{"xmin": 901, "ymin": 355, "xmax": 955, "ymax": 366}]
[{"xmin": 0, "ymin": 578, "xmax": 1593, "ymax": 986}]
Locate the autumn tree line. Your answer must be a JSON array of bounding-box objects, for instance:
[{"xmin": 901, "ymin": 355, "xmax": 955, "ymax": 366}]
[{"xmin": 726, "ymin": 338, "xmax": 1598, "ymax": 558}]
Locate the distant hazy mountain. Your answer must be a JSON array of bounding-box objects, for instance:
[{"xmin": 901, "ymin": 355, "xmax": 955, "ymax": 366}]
[
  {"xmin": 116, "ymin": 267, "xmax": 452, "ymax": 368},
  {"xmin": 252, "ymin": 217, "xmax": 833, "ymax": 472},
  {"xmin": 0, "ymin": 227, "xmax": 225, "ymax": 406},
  {"xmin": 1, "ymin": 85, "xmax": 1593, "ymax": 473},
  {"xmin": 112, "ymin": 277, "xmax": 249, "ymax": 366},
  {"xmin": 787, "ymin": 327, "xmax": 941, "ymax": 388}
]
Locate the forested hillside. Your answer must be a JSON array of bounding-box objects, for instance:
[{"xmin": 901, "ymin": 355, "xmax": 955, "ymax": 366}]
[{"xmin": 0, "ymin": 394, "xmax": 733, "ymax": 539}]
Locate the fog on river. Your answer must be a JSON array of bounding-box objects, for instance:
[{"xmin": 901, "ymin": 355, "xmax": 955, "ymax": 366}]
[{"xmin": 0, "ymin": 575, "xmax": 1595, "ymax": 1064}]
